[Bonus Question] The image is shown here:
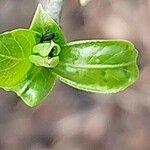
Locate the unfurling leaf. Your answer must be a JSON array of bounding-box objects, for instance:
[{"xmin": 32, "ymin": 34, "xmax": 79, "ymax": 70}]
[{"xmin": 29, "ymin": 41, "xmax": 60, "ymax": 68}]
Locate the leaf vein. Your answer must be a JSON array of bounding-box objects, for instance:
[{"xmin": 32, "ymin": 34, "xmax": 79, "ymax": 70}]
[{"xmin": 60, "ymin": 61, "xmax": 135, "ymax": 69}]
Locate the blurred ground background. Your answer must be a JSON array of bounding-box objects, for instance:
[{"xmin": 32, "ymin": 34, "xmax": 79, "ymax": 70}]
[{"xmin": 0, "ymin": 0, "xmax": 149, "ymax": 150}]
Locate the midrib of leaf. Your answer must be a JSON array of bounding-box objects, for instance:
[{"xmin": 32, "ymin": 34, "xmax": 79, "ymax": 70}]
[
  {"xmin": 30, "ymin": 4, "xmax": 47, "ymax": 34},
  {"xmin": 59, "ymin": 61, "xmax": 135, "ymax": 69},
  {"xmin": 39, "ymin": 13, "xmax": 46, "ymax": 33}
]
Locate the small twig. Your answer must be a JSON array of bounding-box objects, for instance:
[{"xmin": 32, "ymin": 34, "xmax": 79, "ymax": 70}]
[{"xmin": 39, "ymin": 0, "xmax": 64, "ymax": 24}]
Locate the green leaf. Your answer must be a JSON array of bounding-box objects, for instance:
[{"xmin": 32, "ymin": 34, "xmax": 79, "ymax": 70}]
[
  {"xmin": 53, "ymin": 40, "xmax": 139, "ymax": 93},
  {"xmin": 12, "ymin": 67, "xmax": 56, "ymax": 107},
  {"xmin": 31, "ymin": 41, "xmax": 61, "ymax": 58},
  {"xmin": 0, "ymin": 28, "xmax": 56, "ymax": 107},
  {"xmin": 0, "ymin": 29, "xmax": 40, "ymax": 87},
  {"xmin": 30, "ymin": 3, "xmax": 66, "ymax": 45}
]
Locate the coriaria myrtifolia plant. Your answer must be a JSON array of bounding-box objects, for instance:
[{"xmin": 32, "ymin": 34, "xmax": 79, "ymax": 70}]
[{"xmin": 0, "ymin": 4, "xmax": 139, "ymax": 107}]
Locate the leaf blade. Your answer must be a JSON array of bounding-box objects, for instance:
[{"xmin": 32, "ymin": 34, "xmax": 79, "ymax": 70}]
[
  {"xmin": 11, "ymin": 67, "xmax": 56, "ymax": 107},
  {"xmin": 54, "ymin": 40, "xmax": 139, "ymax": 93},
  {"xmin": 0, "ymin": 29, "xmax": 40, "ymax": 87}
]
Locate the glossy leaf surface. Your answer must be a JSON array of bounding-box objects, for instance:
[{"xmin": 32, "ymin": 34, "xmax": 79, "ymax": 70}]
[
  {"xmin": 54, "ymin": 40, "xmax": 139, "ymax": 93},
  {"xmin": 12, "ymin": 67, "xmax": 56, "ymax": 107}
]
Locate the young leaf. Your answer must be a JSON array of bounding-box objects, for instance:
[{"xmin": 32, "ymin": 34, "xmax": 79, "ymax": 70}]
[
  {"xmin": 31, "ymin": 41, "xmax": 61, "ymax": 57},
  {"xmin": 30, "ymin": 3, "xmax": 66, "ymax": 45},
  {"xmin": 53, "ymin": 40, "xmax": 139, "ymax": 93},
  {"xmin": 29, "ymin": 55, "xmax": 59, "ymax": 68},
  {"xmin": 0, "ymin": 29, "xmax": 40, "ymax": 87},
  {"xmin": 11, "ymin": 66, "xmax": 56, "ymax": 107},
  {"xmin": 29, "ymin": 41, "xmax": 60, "ymax": 68}
]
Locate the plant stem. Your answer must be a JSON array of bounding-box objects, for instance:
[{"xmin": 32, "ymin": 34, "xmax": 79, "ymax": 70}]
[{"xmin": 39, "ymin": 0, "xmax": 64, "ymax": 24}]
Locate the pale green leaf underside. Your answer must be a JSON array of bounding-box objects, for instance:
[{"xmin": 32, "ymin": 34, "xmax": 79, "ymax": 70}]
[
  {"xmin": 0, "ymin": 29, "xmax": 40, "ymax": 87},
  {"xmin": 54, "ymin": 40, "xmax": 139, "ymax": 93}
]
